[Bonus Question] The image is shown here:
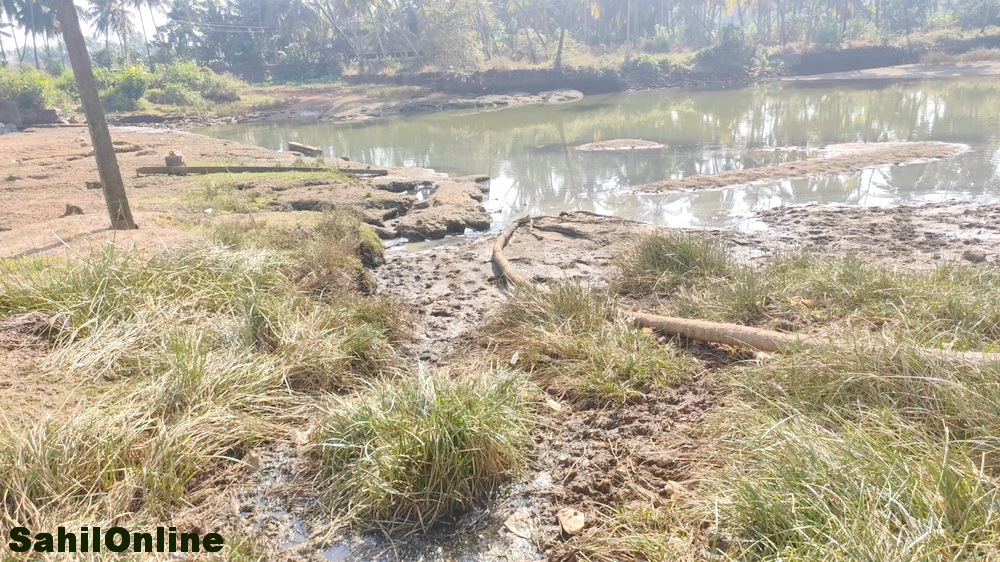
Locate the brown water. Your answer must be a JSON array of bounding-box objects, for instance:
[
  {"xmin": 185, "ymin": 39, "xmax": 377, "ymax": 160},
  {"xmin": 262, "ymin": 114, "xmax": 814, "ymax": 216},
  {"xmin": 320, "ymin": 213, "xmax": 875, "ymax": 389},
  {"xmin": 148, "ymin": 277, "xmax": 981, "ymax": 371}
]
[{"xmin": 197, "ymin": 76, "xmax": 1000, "ymax": 237}]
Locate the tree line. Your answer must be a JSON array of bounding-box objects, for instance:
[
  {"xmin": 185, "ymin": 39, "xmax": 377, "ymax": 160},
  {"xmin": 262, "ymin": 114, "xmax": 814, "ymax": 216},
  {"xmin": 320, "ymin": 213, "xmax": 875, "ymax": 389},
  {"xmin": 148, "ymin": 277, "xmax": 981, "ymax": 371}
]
[{"xmin": 2, "ymin": 0, "xmax": 1000, "ymax": 75}]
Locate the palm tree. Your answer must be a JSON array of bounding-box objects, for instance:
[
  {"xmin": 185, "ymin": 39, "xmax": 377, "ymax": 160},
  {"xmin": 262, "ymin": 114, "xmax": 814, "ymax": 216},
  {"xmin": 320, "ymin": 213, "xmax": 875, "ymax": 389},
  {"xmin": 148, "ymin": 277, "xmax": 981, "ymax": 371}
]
[
  {"xmin": 130, "ymin": 0, "xmax": 167, "ymax": 67},
  {"xmin": 87, "ymin": 0, "xmax": 135, "ymax": 64},
  {"xmin": 10, "ymin": 0, "xmax": 58, "ymax": 68}
]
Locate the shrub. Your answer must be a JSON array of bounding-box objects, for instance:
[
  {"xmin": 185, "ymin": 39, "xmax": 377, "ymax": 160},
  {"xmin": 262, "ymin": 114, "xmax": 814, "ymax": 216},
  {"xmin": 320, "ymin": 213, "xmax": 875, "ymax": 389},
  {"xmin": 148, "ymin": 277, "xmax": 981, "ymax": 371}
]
[
  {"xmin": 316, "ymin": 369, "xmax": 534, "ymax": 532},
  {"xmin": 641, "ymin": 23, "xmax": 674, "ymax": 54},
  {"xmin": 0, "ymin": 66, "xmax": 55, "ymax": 111},
  {"xmin": 626, "ymin": 53, "xmax": 661, "ymax": 81},
  {"xmin": 146, "ymin": 85, "xmax": 203, "ymax": 107},
  {"xmin": 693, "ymin": 25, "xmax": 756, "ymax": 75},
  {"xmin": 814, "ymin": 19, "xmax": 843, "ymax": 48}
]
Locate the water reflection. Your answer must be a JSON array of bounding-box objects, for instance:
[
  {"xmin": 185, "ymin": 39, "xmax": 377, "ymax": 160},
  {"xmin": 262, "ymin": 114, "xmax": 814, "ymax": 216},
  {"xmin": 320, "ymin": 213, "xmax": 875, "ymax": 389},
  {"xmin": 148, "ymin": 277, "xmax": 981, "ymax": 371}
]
[{"xmin": 196, "ymin": 76, "xmax": 1000, "ymax": 230}]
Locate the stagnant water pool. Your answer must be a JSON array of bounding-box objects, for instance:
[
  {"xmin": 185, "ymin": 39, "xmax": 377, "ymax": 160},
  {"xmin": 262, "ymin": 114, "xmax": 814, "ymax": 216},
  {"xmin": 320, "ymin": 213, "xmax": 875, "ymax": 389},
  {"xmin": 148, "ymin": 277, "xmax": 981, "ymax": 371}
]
[{"xmin": 196, "ymin": 76, "xmax": 1000, "ymax": 235}]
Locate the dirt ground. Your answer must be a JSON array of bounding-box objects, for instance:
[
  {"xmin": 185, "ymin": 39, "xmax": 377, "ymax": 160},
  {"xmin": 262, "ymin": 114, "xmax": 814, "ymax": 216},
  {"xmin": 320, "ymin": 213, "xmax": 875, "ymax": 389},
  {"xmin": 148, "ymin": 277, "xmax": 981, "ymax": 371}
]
[
  {"xmin": 786, "ymin": 60, "xmax": 1000, "ymax": 82},
  {"xmin": 0, "ymin": 126, "xmax": 492, "ymax": 260},
  {"xmin": 242, "ymin": 84, "xmax": 584, "ymax": 124}
]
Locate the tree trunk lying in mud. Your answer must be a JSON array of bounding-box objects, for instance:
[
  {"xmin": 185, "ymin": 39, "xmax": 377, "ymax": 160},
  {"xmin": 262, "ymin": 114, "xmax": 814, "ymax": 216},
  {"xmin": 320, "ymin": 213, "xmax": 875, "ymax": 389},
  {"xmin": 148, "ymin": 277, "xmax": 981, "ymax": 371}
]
[
  {"xmin": 491, "ymin": 218, "xmax": 1000, "ymax": 364},
  {"xmin": 135, "ymin": 166, "xmax": 389, "ymax": 176}
]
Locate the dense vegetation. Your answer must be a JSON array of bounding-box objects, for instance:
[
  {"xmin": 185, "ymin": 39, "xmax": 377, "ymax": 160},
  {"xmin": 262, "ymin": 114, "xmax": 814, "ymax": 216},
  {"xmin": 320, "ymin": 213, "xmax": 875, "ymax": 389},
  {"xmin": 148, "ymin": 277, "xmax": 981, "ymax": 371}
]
[
  {"xmin": 0, "ymin": 60, "xmax": 279, "ymax": 113},
  {"xmin": 2, "ymin": 0, "xmax": 1000, "ymax": 81}
]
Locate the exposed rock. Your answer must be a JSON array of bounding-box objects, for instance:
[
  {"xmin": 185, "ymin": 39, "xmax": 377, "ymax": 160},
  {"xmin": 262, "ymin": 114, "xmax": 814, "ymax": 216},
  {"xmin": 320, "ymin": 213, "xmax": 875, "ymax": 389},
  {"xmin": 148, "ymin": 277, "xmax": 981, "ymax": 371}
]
[
  {"xmin": 963, "ymin": 248, "xmax": 988, "ymax": 263},
  {"xmin": 61, "ymin": 204, "xmax": 83, "ymax": 217},
  {"xmin": 556, "ymin": 507, "xmax": 586, "ymax": 536},
  {"xmin": 164, "ymin": 149, "xmax": 186, "ymax": 167},
  {"xmin": 576, "ymin": 138, "xmax": 665, "ymax": 151},
  {"xmin": 372, "ymin": 176, "xmax": 434, "ymax": 193},
  {"xmin": 389, "ymin": 175, "xmax": 491, "ymax": 241}
]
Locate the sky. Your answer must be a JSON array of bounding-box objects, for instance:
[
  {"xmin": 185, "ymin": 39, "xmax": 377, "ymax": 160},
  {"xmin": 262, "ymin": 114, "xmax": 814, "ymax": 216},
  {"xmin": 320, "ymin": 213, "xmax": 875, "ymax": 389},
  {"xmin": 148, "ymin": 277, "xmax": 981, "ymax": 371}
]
[{"xmin": 2, "ymin": 4, "xmax": 166, "ymax": 65}]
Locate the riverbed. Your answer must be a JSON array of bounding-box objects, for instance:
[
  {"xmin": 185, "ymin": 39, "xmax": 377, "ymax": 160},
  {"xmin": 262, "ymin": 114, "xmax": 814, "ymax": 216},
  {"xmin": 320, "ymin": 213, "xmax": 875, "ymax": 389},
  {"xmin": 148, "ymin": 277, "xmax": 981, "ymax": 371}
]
[{"xmin": 197, "ymin": 75, "xmax": 1000, "ymax": 236}]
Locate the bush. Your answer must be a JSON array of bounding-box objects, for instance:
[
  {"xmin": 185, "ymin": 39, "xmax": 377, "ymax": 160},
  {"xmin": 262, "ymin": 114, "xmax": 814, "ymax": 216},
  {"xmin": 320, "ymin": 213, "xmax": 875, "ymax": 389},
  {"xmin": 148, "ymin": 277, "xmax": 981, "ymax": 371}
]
[
  {"xmin": 147, "ymin": 61, "xmax": 245, "ymax": 107},
  {"xmin": 0, "ymin": 66, "xmax": 55, "ymax": 111},
  {"xmin": 626, "ymin": 53, "xmax": 661, "ymax": 81},
  {"xmin": 815, "ymin": 19, "xmax": 843, "ymax": 48},
  {"xmin": 693, "ymin": 25, "xmax": 756, "ymax": 75},
  {"xmin": 641, "ymin": 24, "xmax": 674, "ymax": 54},
  {"xmin": 146, "ymin": 85, "xmax": 203, "ymax": 107},
  {"xmin": 316, "ymin": 369, "xmax": 534, "ymax": 532},
  {"xmin": 100, "ymin": 66, "xmax": 150, "ymax": 112}
]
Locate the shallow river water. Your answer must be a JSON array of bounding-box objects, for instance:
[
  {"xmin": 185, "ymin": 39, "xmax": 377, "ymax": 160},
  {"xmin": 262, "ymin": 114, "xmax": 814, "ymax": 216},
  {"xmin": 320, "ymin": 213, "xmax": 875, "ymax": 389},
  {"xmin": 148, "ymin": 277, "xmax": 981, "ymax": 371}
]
[{"xmin": 197, "ymin": 76, "xmax": 1000, "ymax": 235}]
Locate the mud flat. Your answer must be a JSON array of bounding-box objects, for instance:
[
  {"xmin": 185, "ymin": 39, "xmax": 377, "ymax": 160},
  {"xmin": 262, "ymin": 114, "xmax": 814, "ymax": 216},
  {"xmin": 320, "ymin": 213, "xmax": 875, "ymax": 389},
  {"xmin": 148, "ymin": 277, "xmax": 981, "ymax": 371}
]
[
  {"xmin": 732, "ymin": 200, "xmax": 1000, "ymax": 267},
  {"xmin": 785, "ymin": 61, "xmax": 1000, "ymax": 82},
  {"xmin": 632, "ymin": 141, "xmax": 969, "ymax": 193},
  {"xmin": 244, "ymin": 86, "xmax": 584, "ymax": 124},
  {"xmin": 575, "ymin": 139, "xmax": 664, "ymax": 151}
]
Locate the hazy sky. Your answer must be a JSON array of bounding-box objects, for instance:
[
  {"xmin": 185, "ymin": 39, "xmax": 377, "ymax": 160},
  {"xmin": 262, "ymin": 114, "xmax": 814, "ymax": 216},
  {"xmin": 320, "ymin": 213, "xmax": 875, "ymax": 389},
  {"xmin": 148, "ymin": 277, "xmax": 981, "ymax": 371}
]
[{"xmin": 2, "ymin": 4, "xmax": 165, "ymax": 64}]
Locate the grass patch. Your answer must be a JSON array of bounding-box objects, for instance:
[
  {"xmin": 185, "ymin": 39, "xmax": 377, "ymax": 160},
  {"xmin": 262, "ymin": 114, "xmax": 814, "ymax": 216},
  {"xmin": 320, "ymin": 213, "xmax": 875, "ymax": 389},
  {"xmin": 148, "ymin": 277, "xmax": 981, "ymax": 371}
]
[
  {"xmin": 730, "ymin": 338, "xmax": 1000, "ymax": 441},
  {"xmin": 584, "ymin": 231, "xmax": 1000, "ymax": 559},
  {"xmin": 617, "ymin": 230, "xmax": 734, "ymax": 295},
  {"xmin": 483, "ymin": 283, "xmax": 700, "ymax": 405},
  {"xmin": 710, "ymin": 406, "xmax": 1000, "ymax": 560},
  {"xmin": 618, "ymin": 231, "xmax": 1000, "ymax": 349},
  {"xmin": 209, "ymin": 211, "xmax": 385, "ymax": 295},
  {"xmin": 183, "ymin": 179, "xmax": 275, "ymax": 213},
  {"xmin": 315, "ymin": 368, "xmax": 534, "ymax": 533},
  {"xmin": 0, "ymin": 225, "xmax": 407, "ymax": 534}
]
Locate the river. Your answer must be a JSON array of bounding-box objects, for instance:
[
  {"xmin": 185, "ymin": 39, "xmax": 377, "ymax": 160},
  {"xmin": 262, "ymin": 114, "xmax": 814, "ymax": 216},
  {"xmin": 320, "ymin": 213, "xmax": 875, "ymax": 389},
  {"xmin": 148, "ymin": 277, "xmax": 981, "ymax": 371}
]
[{"xmin": 196, "ymin": 76, "xmax": 1000, "ymax": 234}]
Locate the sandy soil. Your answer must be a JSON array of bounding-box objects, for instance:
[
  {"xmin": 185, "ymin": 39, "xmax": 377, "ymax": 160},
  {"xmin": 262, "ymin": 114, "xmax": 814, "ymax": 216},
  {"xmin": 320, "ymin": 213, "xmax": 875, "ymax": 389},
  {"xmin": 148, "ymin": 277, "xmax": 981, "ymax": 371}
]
[
  {"xmin": 243, "ymin": 84, "xmax": 584, "ymax": 124},
  {"xmin": 0, "ymin": 126, "xmax": 492, "ymax": 260},
  {"xmin": 786, "ymin": 61, "xmax": 1000, "ymax": 82},
  {"xmin": 575, "ymin": 139, "xmax": 665, "ymax": 151},
  {"xmin": 633, "ymin": 141, "xmax": 968, "ymax": 193}
]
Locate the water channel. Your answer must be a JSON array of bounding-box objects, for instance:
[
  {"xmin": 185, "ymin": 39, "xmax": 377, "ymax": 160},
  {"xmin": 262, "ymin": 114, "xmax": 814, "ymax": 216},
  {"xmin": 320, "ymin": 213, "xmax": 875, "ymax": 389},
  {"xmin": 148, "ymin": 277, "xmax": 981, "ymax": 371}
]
[{"xmin": 197, "ymin": 76, "xmax": 1000, "ymax": 239}]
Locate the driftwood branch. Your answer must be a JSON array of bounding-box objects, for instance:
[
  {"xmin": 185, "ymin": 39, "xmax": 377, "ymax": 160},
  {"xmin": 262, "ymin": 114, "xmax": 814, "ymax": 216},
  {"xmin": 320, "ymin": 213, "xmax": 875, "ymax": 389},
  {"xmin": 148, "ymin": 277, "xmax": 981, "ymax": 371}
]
[{"xmin": 491, "ymin": 217, "xmax": 1000, "ymax": 364}]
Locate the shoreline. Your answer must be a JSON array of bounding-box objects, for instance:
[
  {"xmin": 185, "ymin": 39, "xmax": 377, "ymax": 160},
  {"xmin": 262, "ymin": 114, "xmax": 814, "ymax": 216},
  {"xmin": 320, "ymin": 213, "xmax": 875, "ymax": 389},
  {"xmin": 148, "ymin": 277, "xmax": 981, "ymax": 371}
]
[{"xmin": 112, "ymin": 59, "xmax": 1000, "ymax": 131}]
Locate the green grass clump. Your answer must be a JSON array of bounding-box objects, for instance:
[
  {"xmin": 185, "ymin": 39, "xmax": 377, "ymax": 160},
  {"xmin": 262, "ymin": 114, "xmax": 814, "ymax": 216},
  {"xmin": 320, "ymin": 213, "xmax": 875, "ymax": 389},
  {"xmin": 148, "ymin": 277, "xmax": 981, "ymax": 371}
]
[
  {"xmin": 0, "ymin": 339, "xmax": 299, "ymax": 530},
  {"xmin": 209, "ymin": 211, "xmax": 385, "ymax": 295},
  {"xmin": 184, "ymin": 179, "xmax": 274, "ymax": 213},
  {"xmin": 697, "ymin": 339, "xmax": 1000, "ymax": 560},
  {"xmin": 0, "ymin": 244, "xmax": 286, "ymax": 338},
  {"xmin": 485, "ymin": 283, "xmax": 700, "ymax": 405},
  {"xmin": 712, "ymin": 407, "xmax": 1000, "ymax": 560},
  {"xmin": 316, "ymin": 369, "xmax": 534, "ymax": 532},
  {"xmin": 618, "ymin": 231, "xmax": 1000, "ymax": 349},
  {"xmin": 731, "ymin": 338, "xmax": 1000, "ymax": 440},
  {"xmin": 0, "ymin": 234, "xmax": 407, "ymax": 533},
  {"xmin": 617, "ymin": 230, "xmax": 734, "ymax": 294}
]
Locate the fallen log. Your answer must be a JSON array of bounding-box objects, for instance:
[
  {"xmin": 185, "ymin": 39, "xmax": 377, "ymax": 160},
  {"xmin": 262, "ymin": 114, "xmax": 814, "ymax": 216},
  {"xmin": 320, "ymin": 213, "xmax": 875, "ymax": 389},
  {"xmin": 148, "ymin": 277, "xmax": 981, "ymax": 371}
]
[
  {"xmin": 288, "ymin": 141, "xmax": 323, "ymax": 157},
  {"xmin": 135, "ymin": 166, "xmax": 388, "ymax": 176},
  {"xmin": 491, "ymin": 216, "xmax": 1000, "ymax": 364}
]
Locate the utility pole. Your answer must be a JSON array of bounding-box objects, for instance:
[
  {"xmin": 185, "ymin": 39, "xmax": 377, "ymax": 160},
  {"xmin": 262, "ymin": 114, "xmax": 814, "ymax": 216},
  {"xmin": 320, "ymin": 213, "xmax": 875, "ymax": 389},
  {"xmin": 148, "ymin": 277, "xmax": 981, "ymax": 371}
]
[{"xmin": 54, "ymin": 0, "xmax": 137, "ymax": 230}]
